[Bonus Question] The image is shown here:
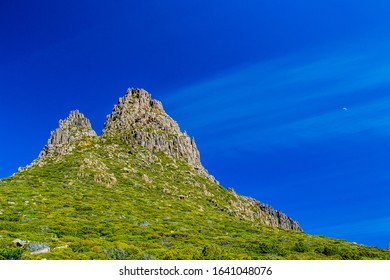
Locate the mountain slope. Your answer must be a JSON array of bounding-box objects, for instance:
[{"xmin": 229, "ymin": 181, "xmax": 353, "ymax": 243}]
[{"xmin": 0, "ymin": 88, "xmax": 389, "ymax": 260}]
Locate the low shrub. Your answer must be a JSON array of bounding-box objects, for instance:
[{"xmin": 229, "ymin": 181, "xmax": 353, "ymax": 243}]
[{"xmin": 0, "ymin": 247, "xmax": 24, "ymax": 260}]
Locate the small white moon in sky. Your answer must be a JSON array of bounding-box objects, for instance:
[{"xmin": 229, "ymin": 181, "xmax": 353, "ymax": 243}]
[{"xmin": 342, "ymin": 107, "xmax": 348, "ymax": 111}]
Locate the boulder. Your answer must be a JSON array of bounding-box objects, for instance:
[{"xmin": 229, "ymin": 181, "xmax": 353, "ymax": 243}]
[{"xmin": 12, "ymin": 239, "xmax": 29, "ymax": 247}]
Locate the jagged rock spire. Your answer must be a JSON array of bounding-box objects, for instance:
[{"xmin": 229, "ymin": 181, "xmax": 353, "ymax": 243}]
[
  {"xmin": 39, "ymin": 110, "xmax": 97, "ymax": 158},
  {"xmin": 102, "ymin": 88, "xmax": 205, "ymax": 173}
]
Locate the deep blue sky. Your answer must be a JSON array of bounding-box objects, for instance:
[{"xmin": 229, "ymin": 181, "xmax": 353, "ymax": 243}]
[{"xmin": 1, "ymin": 1, "xmax": 390, "ymax": 248}]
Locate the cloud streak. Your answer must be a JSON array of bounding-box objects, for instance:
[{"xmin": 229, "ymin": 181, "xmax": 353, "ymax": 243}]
[{"xmin": 163, "ymin": 40, "xmax": 390, "ymax": 152}]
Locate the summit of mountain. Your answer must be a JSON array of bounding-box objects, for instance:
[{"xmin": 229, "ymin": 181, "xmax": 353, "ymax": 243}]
[{"xmin": 101, "ymin": 88, "xmax": 210, "ymax": 178}]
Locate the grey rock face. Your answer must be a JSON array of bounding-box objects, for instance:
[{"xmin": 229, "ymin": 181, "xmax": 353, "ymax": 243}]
[
  {"xmin": 102, "ymin": 88, "xmax": 208, "ymax": 175},
  {"xmin": 39, "ymin": 110, "xmax": 97, "ymax": 158},
  {"xmin": 245, "ymin": 197, "xmax": 302, "ymax": 231}
]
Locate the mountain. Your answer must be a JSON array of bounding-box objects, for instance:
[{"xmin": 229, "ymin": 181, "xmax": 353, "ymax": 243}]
[{"xmin": 0, "ymin": 88, "xmax": 389, "ymax": 260}]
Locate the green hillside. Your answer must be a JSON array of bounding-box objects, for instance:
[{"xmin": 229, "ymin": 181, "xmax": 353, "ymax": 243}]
[{"xmin": 1, "ymin": 89, "xmax": 389, "ymax": 260}]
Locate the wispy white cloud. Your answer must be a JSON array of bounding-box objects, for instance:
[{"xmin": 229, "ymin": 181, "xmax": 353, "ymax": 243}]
[{"xmin": 163, "ymin": 40, "xmax": 390, "ymax": 152}]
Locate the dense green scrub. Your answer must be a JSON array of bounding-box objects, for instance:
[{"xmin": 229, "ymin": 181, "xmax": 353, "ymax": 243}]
[{"xmin": 1, "ymin": 137, "xmax": 389, "ymax": 260}]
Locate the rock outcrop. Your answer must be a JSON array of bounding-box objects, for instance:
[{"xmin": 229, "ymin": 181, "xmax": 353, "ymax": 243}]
[
  {"xmin": 39, "ymin": 110, "xmax": 97, "ymax": 158},
  {"xmin": 245, "ymin": 197, "xmax": 302, "ymax": 231},
  {"xmin": 102, "ymin": 88, "xmax": 208, "ymax": 175}
]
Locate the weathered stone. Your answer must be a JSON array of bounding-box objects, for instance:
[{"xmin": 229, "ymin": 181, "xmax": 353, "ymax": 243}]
[
  {"xmin": 12, "ymin": 239, "xmax": 29, "ymax": 247},
  {"xmin": 27, "ymin": 242, "xmax": 50, "ymax": 254},
  {"xmin": 30, "ymin": 248, "xmax": 50, "ymax": 255},
  {"xmin": 102, "ymin": 88, "xmax": 216, "ymax": 181},
  {"xmin": 142, "ymin": 174, "xmax": 152, "ymax": 183},
  {"xmin": 244, "ymin": 197, "xmax": 302, "ymax": 231},
  {"xmin": 39, "ymin": 110, "xmax": 97, "ymax": 158}
]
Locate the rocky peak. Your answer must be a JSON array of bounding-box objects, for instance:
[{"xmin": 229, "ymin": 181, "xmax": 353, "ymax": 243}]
[
  {"xmin": 39, "ymin": 110, "xmax": 97, "ymax": 158},
  {"xmin": 102, "ymin": 88, "xmax": 180, "ymax": 135},
  {"xmin": 102, "ymin": 88, "xmax": 208, "ymax": 176}
]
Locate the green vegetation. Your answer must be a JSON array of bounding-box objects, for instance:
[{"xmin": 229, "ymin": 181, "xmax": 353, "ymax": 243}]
[{"xmin": 0, "ymin": 136, "xmax": 389, "ymax": 260}]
